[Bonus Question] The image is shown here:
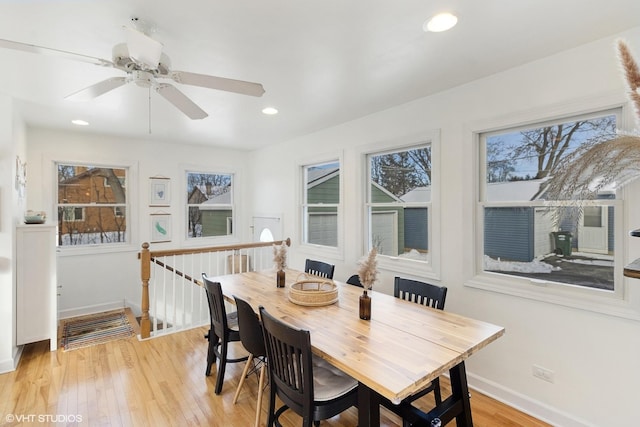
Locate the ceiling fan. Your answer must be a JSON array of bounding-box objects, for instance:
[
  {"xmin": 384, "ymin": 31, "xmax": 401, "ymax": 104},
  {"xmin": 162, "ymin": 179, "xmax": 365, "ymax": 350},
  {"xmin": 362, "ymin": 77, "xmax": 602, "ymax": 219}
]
[{"xmin": 0, "ymin": 19, "xmax": 265, "ymax": 120}]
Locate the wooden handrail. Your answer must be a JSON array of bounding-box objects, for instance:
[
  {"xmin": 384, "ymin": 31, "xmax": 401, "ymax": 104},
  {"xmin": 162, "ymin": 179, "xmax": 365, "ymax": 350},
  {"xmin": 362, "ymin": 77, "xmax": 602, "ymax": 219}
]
[
  {"xmin": 142, "ymin": 237, "xmax": 291, "ymax": 258},
  {"xmin": 139, "ymin": 238, "xmax": 291, "ymax": 339}
]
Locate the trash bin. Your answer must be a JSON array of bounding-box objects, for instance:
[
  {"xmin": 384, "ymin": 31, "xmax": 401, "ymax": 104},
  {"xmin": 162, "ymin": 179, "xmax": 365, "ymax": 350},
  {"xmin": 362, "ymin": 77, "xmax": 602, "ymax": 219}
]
[{"xmin": 551, "ymin": 231, "xmax": 572, "ymax": 256}]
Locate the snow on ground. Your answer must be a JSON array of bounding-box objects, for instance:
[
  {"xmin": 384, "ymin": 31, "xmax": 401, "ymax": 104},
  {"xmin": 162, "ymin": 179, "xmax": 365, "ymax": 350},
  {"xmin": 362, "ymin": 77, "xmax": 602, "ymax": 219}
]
[
  {"xmin": 562, "ymin": 258, "xmax": 614, "ymax": 267},
  {"xmin": 484, "ymin": 255, "xmax": 560, "ymax": 273},
  {"xmin": 399, "ymin": 249, "xmax": 428, "ymax": 261}
]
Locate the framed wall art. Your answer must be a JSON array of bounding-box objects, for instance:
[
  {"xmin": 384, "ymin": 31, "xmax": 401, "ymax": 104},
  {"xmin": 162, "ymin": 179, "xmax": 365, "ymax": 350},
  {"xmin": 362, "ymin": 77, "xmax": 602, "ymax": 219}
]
[
  {"xmin": 149, "ymin": 177, "xmax": 171, "ymax": 206},
  {"xmin": 150, "ymin": 213, "xmax": 172, "ymax": 243}
]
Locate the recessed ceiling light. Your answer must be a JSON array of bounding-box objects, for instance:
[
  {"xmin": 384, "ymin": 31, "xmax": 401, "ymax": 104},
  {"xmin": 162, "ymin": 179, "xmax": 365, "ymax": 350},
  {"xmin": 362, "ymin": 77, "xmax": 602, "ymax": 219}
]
[
  {"xmin": 262, "ymin": 107, "xmax": 278, "ymax": 115},
  {"xmin": 424, "ymin": 12, "xmax": 458, "ymax": 32},
  {"xmin": 71, "ymin": 119, "xmax": 89, "ymax": 126}
]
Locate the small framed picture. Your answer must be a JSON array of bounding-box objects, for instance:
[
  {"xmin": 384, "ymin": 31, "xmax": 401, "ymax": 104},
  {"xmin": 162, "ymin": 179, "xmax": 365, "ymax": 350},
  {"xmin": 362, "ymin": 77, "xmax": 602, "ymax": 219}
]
[
  {"xmin": 150, "ymin": 213, "xmax": 172, "ymax": 243},
  {"xmin": 149, "ymin": 178, "xmax": 170, "ymax": 206}
]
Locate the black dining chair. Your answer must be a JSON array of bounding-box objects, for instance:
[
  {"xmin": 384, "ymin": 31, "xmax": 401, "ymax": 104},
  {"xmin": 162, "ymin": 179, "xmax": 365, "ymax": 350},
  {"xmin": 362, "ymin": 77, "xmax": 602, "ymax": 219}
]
[
  {"xmin": 391, "ymin": 276, "xmax": 448, "ymax": 426},
  {"xmin": 346, "ymin": 274, "xmax": 364, "ymax": 287},
  {"xmin": 232, "ymin": 295, "xmax": 268, "ymax": 427},
  {"xmin": 259, "ymin": 306, "xmax": 358, "ymax": 427},
  {"xmin": 304, "ymin": 259, "xmax": 335, "ymax": 279},
  {"xmin": 202, "ymin": 273, "xmax": 249, "ymax": 395}
]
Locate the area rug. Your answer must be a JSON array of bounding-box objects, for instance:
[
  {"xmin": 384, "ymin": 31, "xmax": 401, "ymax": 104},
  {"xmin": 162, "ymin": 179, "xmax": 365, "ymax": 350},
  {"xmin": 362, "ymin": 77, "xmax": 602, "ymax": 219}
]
[{"xmin": 62, "ymin": 309, "xmax": 134, "ymax": 351}]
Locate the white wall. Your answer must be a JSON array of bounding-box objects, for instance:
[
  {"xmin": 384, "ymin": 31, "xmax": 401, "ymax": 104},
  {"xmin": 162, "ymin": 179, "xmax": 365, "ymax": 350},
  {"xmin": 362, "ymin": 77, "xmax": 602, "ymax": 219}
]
[
  {"xmin": 18, "ymin": 24, "xmax": 640, "ymax": 426},
  {"xmin": 0, "ymin": 94, "xmax": 26, "ymax": 373},
  {"xmin": 248, "ymin": 28, "xmax": 640, "ymax": 426},
  {"xmin": 26, "ymin": 129, "xmax": 252, "ymax": 318}
]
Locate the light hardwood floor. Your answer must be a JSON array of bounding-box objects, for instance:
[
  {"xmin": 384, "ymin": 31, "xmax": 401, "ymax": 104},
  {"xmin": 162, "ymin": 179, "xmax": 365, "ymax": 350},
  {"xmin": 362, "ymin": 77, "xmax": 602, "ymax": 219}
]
[{"xmin": 1, "ymin": 325, "xmax": 551, "ymax": 427}]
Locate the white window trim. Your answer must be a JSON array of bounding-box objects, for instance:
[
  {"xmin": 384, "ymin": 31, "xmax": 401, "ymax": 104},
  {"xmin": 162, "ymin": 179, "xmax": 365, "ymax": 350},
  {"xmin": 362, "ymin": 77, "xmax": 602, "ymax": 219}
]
[
  {"xmin": 183, "ymin": 168, "xmax": 237, "ymax": 245},
  {"xmin": 48, "ymin": 157, "xmax": 138, "ymax": 256},
  {"xmin": 361, "ymin": 130, "xmax": 441, "ymax": 280},
  {"xmin": 297, "ymin": 152, "xmax": 344, "ymax": 261},
  {"xmin": 466, "ymin": 94, "xmax": 640, "ymax": 320}
]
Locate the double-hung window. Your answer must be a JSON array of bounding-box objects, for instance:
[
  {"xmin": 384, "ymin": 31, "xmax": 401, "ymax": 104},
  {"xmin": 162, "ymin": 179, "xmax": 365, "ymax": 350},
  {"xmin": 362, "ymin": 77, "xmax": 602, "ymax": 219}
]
[
  {"xmin": 477, "ymin": 109, "xmax": 622, "ymax": 294},
  {"xmin": 56, "ymin": 163, "xmax": 128, "ymax": 247},
  {"xmin": 366, "ymin": 144, "xmax": 433, "ymax": 266},
  {"xmin": 302, "ymin": 161, "xmax": 340, "ymax": 248},
  {"xmin": 186, "ymin": 171, "xmax": 234, "ymax": 239}
]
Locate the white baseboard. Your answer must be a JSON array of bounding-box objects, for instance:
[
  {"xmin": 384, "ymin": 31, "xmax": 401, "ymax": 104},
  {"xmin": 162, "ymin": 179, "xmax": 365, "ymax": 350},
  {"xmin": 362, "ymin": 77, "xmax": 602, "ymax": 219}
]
[
  {"xmin": 58, "ymin": 300, "xmax": 126, "ymax": 320},
  {"xmin": 0, "ymin": 345, "xmax": 24, "ymax": 374},
  {"xmin": 467, "ymin": 372, "xmax": 595, "ymax": 427},
  {"xmin": 124, "ymin": 298, "xmax": 141, "ymax": 317}
]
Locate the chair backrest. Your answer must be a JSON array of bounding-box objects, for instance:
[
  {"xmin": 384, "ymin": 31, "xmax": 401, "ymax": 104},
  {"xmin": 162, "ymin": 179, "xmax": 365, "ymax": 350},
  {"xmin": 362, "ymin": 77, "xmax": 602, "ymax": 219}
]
[
  {"xmin": 304, "ymin": 259, "xmax": 335, "ymax": 279},
  {"xmin": 259, "ymin": 306, "xmax": 314, "ymax": 416},
  {"xmin": 346, "ymin": 274, "xmax": 363, "ymax": 287},
  {"xmin": 202, "ymin": 273, "xmax": 229, "ymax": 338},
  {"xmin": 233, "ymin": 295, "xmax": 266, "ymax": 357},
  {"xmin": 393, "ymin": 277, "xmax": 447, "ymax": 310}
]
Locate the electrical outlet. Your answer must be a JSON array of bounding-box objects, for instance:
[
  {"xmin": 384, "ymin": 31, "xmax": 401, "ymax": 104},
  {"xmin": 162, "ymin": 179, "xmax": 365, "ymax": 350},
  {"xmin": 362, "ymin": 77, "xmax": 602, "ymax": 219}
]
[{"xmin": 532, "ymin": 364, "xmax": 554, "ymax": 383}]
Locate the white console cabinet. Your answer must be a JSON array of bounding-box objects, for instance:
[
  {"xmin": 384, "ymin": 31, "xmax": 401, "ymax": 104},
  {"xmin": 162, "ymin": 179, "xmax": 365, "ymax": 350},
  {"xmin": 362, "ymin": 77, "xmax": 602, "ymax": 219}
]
[{"xmin": 16, "ymin": 224, "xmax": 57, "ymax": 350}]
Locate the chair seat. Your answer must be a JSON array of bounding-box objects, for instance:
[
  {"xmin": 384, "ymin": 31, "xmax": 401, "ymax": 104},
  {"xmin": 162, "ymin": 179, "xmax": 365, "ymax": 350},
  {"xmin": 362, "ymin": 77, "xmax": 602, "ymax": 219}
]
[{"xmin": 312, "ymin": 357, "xmax": 358, "ymax": 401}]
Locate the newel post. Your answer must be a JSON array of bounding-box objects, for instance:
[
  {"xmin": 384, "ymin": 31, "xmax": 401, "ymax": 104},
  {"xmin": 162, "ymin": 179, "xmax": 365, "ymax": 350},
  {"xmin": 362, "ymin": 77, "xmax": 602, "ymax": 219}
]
[{"xmin": 140, "ymin": 242, "xmax": 151, "ymax": 339}]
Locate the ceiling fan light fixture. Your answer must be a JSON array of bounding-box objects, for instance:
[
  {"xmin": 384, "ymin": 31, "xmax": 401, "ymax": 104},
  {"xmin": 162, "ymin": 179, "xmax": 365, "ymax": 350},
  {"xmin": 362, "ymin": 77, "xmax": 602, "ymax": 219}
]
[
  {"xmin": 424, "ymin": 12, "xmax": 458, "ymax": 32},
  {"xmin": 262, "ymin": 107, "xmax": 278, "ymax": 115},
  {"xmin": 71, "ymin": 119, "xmax": 89, "ymax": 126}
]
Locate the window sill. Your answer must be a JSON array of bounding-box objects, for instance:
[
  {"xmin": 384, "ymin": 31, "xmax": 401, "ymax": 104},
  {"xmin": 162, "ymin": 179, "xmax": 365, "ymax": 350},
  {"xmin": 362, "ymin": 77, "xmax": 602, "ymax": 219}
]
[
  {"xmin": 376, "ymin": 256, "xmax": 439, "ymax": 281},
  {"xmin": 297, "ymin": 243, "xmax": 343, "ymax": 262},
  {"xmin": 466, "ymin": 272, "xmax": 640, "ymax": 321}
]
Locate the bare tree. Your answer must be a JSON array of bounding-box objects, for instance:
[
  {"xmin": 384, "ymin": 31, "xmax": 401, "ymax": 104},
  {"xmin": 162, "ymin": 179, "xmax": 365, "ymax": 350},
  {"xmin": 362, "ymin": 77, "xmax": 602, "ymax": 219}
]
[
  {"xmin": 370, "ymin": 147, "xmax": 431, "ymax": 198},
  {"xmin": 510, "ymin": 117, "xmax": 616, "ymax": 180}
]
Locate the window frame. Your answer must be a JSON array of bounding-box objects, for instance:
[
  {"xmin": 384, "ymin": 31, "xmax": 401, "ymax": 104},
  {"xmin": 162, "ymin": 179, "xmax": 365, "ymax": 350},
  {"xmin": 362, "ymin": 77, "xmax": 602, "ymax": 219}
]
[
  {"xmin": 53, "ymin": 159, "xmax": 136, "ymax": 255},
  {"xmin": 467, "ymin": 98, "xmax": 640, "ymax": 319},
  {"xmin": 362, "ymin": 131, "xmax": 441, "ymax": 279},
  {"xmin": 301, "ymin": 159, "xmax": 341, "ymax": 250},
  {"xmin": 297, "ymin": 155, "xmax": 343, "ymax": 259},
  {"xmin": 184, "ymin": 169, "xmax": 236, "ymax": 242}
]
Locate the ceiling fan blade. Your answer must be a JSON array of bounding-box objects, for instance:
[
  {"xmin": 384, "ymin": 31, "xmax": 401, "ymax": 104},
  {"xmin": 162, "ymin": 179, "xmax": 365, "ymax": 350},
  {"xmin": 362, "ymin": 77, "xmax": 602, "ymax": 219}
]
[
  {"xmin": 169, "ymin": 71, "xmax": 265, "ymax": 97},
  {"xmin": 124, "ymin": 26, "xmax": 163, "ymax": 69},
  {"xmin": 65, "ymin": 77, "xmax": 128, "ymax": 101},
  {"xmin": 0, "ymin": 38, "xmax": 113, "ymax": 67},
  {"xmin": 156, "ymin": 83, "xmax": 208, "ymax": 120}
]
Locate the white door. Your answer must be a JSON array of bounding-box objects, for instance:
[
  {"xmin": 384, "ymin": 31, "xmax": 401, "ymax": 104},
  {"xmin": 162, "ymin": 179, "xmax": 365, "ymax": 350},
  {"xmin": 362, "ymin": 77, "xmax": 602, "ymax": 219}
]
[
  {"xmin": 578, "ymin": 206, "xmax": 608, "ymax": 254},
  {"xmin": 371, "ymin": 211, "xmax": 398, "ymax": 256},
  {"xmin": 252, "ymin": 215, "xmax": 282, "ymax": 242}
]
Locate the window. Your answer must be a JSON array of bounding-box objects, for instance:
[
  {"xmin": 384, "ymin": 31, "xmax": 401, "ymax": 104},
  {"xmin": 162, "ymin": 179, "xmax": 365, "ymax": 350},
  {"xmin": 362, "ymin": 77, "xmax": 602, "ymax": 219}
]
[
  {"xmin": 302, "ymin": 161, "xmax": 340, "ymax": 247},
  {"xmin": 478, "ymin": 110, "xmax": 620, "ymax": 292},
  {"xmin": 56, "ymin": 163, "xmax": 128, "ymax": 246},
  {"xmin": 366, "ymin": 144, "xmax": 432, "ymax": 263},
  {"xmin": 186, "ymin": 171, "xmax": 234, "ymax": 239}
]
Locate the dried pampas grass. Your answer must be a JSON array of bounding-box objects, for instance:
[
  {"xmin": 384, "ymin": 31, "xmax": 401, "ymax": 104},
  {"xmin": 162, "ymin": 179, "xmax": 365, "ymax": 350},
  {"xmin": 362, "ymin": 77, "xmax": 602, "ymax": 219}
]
[
  {"xmin": 618, "ymin": 39, "xmax": 640, "ymax": 121},
  {"xmin": 357, "ymin": 248, "xmax": 378, "ymax": 290},
  {"xmin": 273, "ymin": 242, "xmax": 287, "ymax": 271},
  {"xmin": 544, "ymin": 40, "xmax": 640, "ymax": 203}
]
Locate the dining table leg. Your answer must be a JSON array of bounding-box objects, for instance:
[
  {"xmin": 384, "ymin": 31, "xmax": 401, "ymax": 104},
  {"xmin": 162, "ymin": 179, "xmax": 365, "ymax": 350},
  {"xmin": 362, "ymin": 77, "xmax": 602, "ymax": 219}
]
[
  {"xmin": 449, "ymin": 361, "xmax": 473, "ymax": 427},
  {"xmin": 357, "ymin": 382, "xmax": 381, "ymax": 427}
]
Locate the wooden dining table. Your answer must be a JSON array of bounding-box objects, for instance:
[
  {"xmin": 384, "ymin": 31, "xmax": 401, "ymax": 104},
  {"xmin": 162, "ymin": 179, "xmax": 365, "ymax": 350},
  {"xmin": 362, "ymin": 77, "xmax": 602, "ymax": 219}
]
[{"xmin": 209, "ymin": 268, "xmax": 505, "ymax": 427}]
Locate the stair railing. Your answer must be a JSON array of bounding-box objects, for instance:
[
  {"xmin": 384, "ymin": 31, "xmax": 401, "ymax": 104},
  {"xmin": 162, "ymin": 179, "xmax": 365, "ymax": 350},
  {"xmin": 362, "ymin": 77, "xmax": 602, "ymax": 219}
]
[{"xmin": 139, "ymin": 238, "xmax": 290, "ymax": 339}]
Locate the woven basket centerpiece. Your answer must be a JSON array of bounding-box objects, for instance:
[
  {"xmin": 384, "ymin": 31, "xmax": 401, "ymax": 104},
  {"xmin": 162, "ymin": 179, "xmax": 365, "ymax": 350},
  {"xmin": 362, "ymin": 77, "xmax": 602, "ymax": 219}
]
[{"xmin": 288, "ymin": 276, "xmax": 338, "ymax": 307}]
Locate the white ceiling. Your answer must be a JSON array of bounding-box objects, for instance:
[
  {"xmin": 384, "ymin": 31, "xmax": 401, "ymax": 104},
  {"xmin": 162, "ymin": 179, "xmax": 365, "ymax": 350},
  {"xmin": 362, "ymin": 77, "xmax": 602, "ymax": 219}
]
[{"xmin": 1, "ymin": 0, "xmax": 639, "ymax": 151}]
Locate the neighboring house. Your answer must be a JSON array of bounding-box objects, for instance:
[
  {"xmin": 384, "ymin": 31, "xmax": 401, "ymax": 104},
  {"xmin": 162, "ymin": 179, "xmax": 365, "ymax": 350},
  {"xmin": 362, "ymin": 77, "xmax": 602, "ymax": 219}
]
[
  {"xmin": 306, "ymin": 167, "xmax": 340, "ymax": 246},
  {"xmin": 399, "ymin": 187, "xmax": 430, "ymax": 254},
  {"xmin": 188, "ymin": 184, "xmax": 233, "ymax": 237},
  {"xmin": 483, "ymin": 179, "xmax": 614, "ymax": 262},
  {"xmin": 306, "ymin": 168, "xmax": 410, "ymax": 254},
  {"xmin": 57, "ymin": 167, "xmax": 126, "ymax": 244},
  {"xmin": 200, "ymin": 191, "xmax": 233, "ymax": 236},
  {"xmin": 370, "ymin": 182, "xmax": 405, "ymax": 256}
]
